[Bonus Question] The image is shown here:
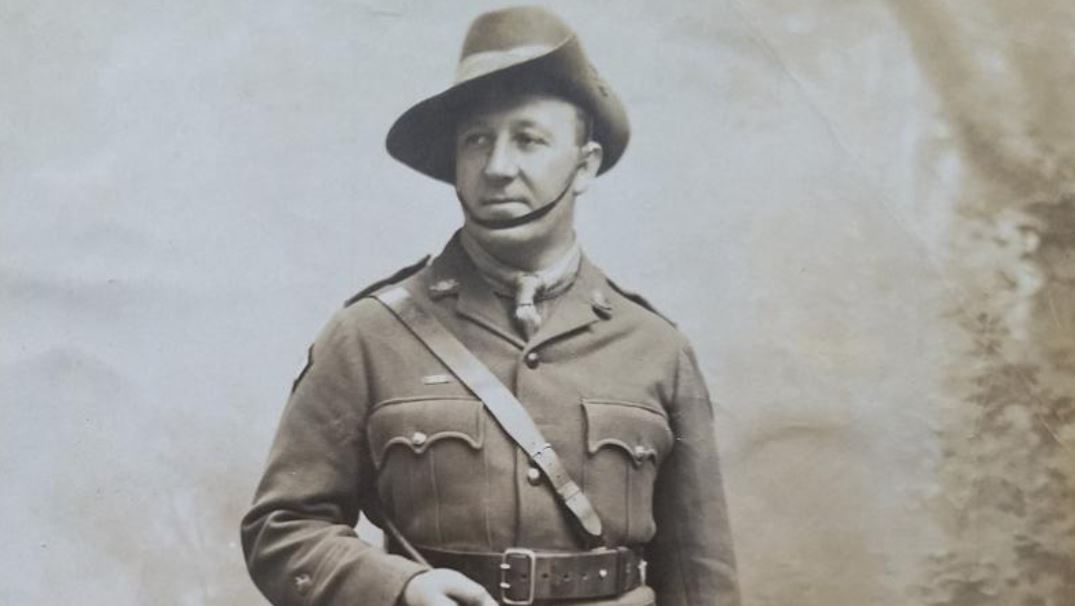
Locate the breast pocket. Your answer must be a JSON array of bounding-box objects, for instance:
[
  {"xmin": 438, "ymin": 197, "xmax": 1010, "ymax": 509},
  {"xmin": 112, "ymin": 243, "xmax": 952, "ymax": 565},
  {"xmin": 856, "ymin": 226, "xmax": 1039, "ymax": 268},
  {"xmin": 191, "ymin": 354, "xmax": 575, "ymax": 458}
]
[
  {"xmin": 367, "ymin": 396, "xmax": 486, "ymax": 544},
  {"xmin": 582, "ymin": 398, "xmax": 674, "ymax": 544}
]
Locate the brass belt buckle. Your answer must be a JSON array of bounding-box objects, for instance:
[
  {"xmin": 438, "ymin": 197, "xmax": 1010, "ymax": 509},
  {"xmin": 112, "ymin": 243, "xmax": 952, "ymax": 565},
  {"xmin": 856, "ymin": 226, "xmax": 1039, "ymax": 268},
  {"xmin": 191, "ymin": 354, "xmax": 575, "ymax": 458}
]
[{"xmin": 499, "ymin": 547, "xmax": 537, "ymax": 605}]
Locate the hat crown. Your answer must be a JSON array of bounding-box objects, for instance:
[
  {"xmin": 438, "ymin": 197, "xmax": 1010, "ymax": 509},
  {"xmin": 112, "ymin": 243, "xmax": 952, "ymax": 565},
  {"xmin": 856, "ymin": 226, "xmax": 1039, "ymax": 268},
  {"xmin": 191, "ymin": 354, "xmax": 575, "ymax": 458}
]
[{"xmin": 461, "ymin": 6, "xmax": 574, "ymax": 59}]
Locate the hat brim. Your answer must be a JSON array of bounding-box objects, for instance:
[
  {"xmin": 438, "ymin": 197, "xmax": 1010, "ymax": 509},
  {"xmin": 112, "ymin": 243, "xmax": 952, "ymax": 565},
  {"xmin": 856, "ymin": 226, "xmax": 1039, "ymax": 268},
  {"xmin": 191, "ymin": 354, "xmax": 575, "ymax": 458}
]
[{"xmin": 386, "ymin": 37, "xmax": 630, "ymax": 184}]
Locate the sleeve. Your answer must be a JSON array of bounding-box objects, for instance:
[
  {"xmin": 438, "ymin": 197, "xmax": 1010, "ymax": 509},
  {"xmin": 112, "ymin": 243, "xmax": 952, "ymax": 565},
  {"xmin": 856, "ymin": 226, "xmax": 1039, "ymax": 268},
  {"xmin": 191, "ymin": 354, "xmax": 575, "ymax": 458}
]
[
  {"xmin": 240, "ymin": 310, "xmax": 429, "ymax": 605},
  {"xmin": 646, "ymin": 342, "xmax": 741, "ymax": 606}
]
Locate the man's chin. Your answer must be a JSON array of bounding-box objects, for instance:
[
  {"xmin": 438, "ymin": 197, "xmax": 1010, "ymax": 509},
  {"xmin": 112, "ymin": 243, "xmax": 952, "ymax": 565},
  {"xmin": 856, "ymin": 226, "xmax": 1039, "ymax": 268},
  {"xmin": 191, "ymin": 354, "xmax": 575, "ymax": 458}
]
[
  {"xmin": 463, "ymin": 220, "xmax": 551, "ymax": 252},
  {"xmin": 465, "ymin": 218, "xmax": 540, "ymax": 237}
]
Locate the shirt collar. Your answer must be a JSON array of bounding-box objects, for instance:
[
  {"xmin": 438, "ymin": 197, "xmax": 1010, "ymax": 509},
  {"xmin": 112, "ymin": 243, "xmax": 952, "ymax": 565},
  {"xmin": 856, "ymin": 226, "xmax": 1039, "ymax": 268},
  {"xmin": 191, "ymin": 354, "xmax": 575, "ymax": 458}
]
[{"xmin": 458, "ymin": 229, "xmax": 582, "ymax": 300}]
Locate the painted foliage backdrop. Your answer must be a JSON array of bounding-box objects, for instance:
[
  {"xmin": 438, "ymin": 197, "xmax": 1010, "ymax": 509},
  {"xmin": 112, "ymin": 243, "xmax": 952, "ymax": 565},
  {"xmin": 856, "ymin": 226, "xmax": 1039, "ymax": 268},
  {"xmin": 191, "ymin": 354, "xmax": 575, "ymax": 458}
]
[{"xmin": 2, "ymin": 1, "xmax": 1073, "ymax": 605}]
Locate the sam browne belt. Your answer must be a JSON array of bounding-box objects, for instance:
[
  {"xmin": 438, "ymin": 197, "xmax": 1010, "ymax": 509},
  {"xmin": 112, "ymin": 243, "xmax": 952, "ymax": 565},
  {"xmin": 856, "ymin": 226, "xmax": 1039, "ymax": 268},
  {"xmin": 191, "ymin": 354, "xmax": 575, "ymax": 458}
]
[
  {"xmin": 373, "ymin": 285, "xmax": 630, "ymax": 605},
  {"xmin": 374, "ymin": 286, "xmax": 605, "ymax": 547}
]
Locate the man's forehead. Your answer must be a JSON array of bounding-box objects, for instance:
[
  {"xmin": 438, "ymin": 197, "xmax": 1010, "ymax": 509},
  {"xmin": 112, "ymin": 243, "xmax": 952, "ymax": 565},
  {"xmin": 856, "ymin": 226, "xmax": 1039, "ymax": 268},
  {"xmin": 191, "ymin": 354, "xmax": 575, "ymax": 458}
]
[{"xmin": 457, "ymin": 92, "xmax": 583, "ymax": 129}]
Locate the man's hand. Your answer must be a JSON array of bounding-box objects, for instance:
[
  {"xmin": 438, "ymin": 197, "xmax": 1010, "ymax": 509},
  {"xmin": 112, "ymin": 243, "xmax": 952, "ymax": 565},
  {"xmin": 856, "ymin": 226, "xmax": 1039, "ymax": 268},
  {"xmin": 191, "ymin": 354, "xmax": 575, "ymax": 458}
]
[{"xmin": 402, "ymin": 569, "xmax": 497, "ymax": 606}]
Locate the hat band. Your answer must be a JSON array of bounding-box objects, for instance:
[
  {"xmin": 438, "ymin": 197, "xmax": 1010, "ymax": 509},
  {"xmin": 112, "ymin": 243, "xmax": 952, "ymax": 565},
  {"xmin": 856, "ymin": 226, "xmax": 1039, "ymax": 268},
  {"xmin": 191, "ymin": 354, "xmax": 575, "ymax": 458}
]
[{"xmin": 455, "ymin": 44, "xmax": 557, "ymax": 83}]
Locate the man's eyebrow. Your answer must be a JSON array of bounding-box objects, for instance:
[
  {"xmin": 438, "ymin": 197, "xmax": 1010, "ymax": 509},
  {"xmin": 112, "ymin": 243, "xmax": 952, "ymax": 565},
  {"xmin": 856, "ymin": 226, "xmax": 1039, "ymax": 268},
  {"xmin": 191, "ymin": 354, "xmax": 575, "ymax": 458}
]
[
  {"xmin": 457, "ymin": 118, "xmax": 555, "ymax": 134},
  {"xmin": 457, "ymin": 119, "xmax": 488, "ymax": 132},
  {"xmin": 512, "ymin": 119, "xmax": 544, "ymax": 129},
  {"xmin": 508, "ymin": 119, "xmax": 560, "ymax": 137}
]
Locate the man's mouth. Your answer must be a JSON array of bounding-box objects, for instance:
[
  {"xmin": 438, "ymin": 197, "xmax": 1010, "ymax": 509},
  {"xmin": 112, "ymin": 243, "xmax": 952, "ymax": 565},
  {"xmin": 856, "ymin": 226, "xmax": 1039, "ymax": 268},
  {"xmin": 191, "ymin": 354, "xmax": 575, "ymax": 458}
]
[{"xmin": 482, "ymin": 197, "xmax": 528, "ymax": 207}]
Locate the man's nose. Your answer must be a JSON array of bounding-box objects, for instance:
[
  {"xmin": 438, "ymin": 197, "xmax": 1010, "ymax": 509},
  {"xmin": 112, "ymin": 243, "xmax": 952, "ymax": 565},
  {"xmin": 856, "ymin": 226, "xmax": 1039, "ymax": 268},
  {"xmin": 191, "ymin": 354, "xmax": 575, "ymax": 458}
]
[{"xmin": 482, "ymin": 135, "xmax": 518, "ymax": 180}]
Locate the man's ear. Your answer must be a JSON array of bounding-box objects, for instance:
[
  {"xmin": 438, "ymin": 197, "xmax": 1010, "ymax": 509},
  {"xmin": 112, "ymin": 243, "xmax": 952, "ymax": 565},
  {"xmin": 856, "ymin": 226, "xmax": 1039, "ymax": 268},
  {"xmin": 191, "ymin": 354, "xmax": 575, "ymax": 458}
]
[{"xmin": 572, "ymin": 141, "xmax": 604, "ymax": 196}]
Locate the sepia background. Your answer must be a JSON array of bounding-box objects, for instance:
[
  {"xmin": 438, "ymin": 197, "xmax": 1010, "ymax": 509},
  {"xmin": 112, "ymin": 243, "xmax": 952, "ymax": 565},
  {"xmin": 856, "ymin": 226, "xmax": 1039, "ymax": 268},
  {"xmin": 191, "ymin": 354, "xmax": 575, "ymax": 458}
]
[{"xmin": 3, "ymin": 1, "xmax": 1073, "ymax": 604}]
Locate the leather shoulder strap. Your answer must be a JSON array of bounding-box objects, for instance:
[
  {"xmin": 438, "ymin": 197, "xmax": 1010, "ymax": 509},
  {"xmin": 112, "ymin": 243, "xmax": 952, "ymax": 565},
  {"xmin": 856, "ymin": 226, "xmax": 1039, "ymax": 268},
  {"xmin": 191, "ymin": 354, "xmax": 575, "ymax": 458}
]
[{"xmin": 373, "ymin": 285, "xmax": 605, "ymax": 548}]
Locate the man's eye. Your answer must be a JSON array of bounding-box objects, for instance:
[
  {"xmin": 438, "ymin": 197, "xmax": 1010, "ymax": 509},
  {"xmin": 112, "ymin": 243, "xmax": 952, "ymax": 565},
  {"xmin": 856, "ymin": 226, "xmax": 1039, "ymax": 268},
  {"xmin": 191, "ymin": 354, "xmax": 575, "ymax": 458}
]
[
  {"xmin": 515, "ymin": 132, "xmax": 548, "ymax": 147},
  {"xmin": 462, "ymin": 133, "xmax": 490, "ymax": 147}
]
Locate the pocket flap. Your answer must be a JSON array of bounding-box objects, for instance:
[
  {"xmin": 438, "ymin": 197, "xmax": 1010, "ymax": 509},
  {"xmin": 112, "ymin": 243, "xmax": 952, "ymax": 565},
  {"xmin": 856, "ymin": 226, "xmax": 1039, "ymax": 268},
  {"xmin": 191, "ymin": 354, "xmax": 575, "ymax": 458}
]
[
  {"xmin": 582, "ymin": 398, "xmax": 673, "ymax": 466},
  {"xmin": 367, "ymin": 397, "xmax": 484, "ymax": 468}
]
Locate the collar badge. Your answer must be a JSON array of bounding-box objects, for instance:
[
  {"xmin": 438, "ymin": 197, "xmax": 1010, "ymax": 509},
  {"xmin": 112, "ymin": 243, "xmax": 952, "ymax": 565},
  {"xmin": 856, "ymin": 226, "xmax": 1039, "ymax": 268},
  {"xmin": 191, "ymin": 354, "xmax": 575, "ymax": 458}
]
[
  {"xmin": 429, "ymin": 278, "xmax": 460, "ymax": 297},
  {"xmin": 591, "ymin": 289, "xmax": 613, "ymax": 317}
]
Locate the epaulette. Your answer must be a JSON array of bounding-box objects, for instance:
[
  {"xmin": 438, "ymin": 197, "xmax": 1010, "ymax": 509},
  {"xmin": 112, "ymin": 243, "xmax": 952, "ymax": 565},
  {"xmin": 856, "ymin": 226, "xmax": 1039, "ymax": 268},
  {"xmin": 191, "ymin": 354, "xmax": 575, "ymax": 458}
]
[
  {"xmin": 606, "ymin": 277, "xmax": 676, "ymax": 327},
  {"xmin": 344, "ymin": 255, "xmax": 431, "ymax": 307}
]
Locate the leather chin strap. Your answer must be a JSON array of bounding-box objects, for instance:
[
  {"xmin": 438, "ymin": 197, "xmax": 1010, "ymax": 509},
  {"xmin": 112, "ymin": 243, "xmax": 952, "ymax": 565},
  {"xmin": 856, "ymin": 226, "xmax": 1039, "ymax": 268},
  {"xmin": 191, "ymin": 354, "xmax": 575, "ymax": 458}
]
[{"xmin": 457, "ymin": 171, "xmax": 577, "ymax": 230}]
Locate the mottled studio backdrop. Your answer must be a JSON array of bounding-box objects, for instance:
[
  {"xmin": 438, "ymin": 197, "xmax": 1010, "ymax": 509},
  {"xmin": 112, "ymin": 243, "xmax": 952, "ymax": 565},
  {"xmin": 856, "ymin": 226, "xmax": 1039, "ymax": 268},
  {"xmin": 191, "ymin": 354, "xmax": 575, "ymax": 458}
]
[{"xmin": 3, "ymin": 1, "xmax": 1073, "ymax": 605}]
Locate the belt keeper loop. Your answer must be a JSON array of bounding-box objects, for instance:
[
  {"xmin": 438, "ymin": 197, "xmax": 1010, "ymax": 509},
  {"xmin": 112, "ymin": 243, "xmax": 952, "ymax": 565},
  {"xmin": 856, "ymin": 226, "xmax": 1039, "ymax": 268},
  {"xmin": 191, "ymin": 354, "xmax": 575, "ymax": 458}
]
[
  {"xmin": 619, "ymin": 546, "xmax": 641, "ymax": 591},
  {"xmin": 617, "ymin": 546, "xmax": 630, "ymax": 591}
]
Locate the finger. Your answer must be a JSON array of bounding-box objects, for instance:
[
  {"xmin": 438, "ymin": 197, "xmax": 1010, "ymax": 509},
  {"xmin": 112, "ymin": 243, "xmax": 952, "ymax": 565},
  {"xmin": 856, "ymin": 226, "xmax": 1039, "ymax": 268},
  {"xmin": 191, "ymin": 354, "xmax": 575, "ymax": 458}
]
[
  {"xmin": 440, "ymin": 571, "xmax": 496, "ymax": 606},
  {"xmin": 442, "ymin": 584, "xmax": 494, "ymax": 605}
]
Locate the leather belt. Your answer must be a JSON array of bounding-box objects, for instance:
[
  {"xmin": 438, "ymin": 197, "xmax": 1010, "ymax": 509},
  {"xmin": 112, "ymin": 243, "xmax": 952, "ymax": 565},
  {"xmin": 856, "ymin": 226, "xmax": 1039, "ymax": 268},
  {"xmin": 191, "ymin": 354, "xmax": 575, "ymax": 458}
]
[{"xmin": 416, "ymin": 545, "xmax": 646, "ymax": 605}]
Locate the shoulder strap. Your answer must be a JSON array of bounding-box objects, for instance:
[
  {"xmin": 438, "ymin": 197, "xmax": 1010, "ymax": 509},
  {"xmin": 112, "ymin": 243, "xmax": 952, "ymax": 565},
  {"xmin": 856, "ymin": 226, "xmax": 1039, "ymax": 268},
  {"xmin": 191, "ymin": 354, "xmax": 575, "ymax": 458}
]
[
  {"xmin": 606, "ymin": 277, "xmax": 676, "ymax": 326},
  {"xmin": 344, "ymin": 255, "xmax": 431, "ymax": 308},
  {"xmin": 373, "ymin": 285, "xmax": 605, "ymax": 548}
]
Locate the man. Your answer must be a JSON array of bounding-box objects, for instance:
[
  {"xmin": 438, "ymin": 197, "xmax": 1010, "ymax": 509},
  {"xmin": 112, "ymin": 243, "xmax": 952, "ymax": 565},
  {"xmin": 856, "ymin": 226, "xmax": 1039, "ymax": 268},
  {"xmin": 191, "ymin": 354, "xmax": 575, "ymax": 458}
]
[{"xmin": 241, "ymin": 7, "xmax": 739, "ymax": 606}]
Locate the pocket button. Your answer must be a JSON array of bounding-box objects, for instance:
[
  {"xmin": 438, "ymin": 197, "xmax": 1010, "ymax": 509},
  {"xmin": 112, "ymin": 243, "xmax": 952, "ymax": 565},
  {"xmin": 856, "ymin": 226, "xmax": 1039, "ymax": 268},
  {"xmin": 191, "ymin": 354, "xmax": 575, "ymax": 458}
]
[
  {"xmin": 411, "ymin": 431, "xmax": 428, "ymax": 447},
  {"xmin": 633, "ymin": 445, "xmax": 654, "ymax": 462}
]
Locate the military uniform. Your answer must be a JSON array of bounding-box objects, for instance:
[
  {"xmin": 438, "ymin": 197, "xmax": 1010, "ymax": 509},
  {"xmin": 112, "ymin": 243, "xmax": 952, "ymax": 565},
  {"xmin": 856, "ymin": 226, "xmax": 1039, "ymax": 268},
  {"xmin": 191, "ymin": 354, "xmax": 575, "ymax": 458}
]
[{"xmin": 241, "ymin": 235, "xmax": 740, "ymax": 605}]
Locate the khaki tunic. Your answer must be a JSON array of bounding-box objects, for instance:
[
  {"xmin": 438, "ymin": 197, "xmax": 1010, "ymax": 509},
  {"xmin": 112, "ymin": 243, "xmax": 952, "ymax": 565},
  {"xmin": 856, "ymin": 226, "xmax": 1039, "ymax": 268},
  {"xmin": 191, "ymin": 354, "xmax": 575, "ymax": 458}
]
[{"xmin": 241, "ymin": 235, "xmax": 740, "ymax": 605}]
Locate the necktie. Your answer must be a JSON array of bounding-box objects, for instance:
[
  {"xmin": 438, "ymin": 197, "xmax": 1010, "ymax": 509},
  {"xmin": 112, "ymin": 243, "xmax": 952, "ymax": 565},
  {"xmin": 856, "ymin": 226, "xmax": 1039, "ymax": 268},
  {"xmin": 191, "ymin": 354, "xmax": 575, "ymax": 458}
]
[
  {"xmin": 458, "ymin": 231, "xmax": 581, "ymax": 340},
  {"xmin": 513, "ymin": 273, "xmax": 544, "ymax": 339}
]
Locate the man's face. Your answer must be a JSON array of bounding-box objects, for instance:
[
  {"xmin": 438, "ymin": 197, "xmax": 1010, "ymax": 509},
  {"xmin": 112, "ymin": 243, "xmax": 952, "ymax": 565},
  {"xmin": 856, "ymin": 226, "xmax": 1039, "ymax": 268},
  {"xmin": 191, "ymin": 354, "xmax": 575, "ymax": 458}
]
[{"xmin": 455, "ymin": 93, "xmax": 601, "ymax": 249}]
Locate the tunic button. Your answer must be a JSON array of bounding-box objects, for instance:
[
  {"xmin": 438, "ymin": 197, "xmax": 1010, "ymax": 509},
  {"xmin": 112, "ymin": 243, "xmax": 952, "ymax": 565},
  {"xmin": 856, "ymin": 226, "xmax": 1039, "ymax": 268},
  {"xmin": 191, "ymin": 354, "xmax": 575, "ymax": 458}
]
[
  {"xmin": 634, "ymin": 445, "xmax": 650, "ymax": 460},
  {"xmin": 524, "ymin": 351, "xmax": 541, "ymax": 368},
  {"xmin": 526, "ymin": 466, "xmax": 542, "ymax": 485},
  {"xmin": 411, "ymin": 431, "xmax": 428, "ymax": 447}
]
